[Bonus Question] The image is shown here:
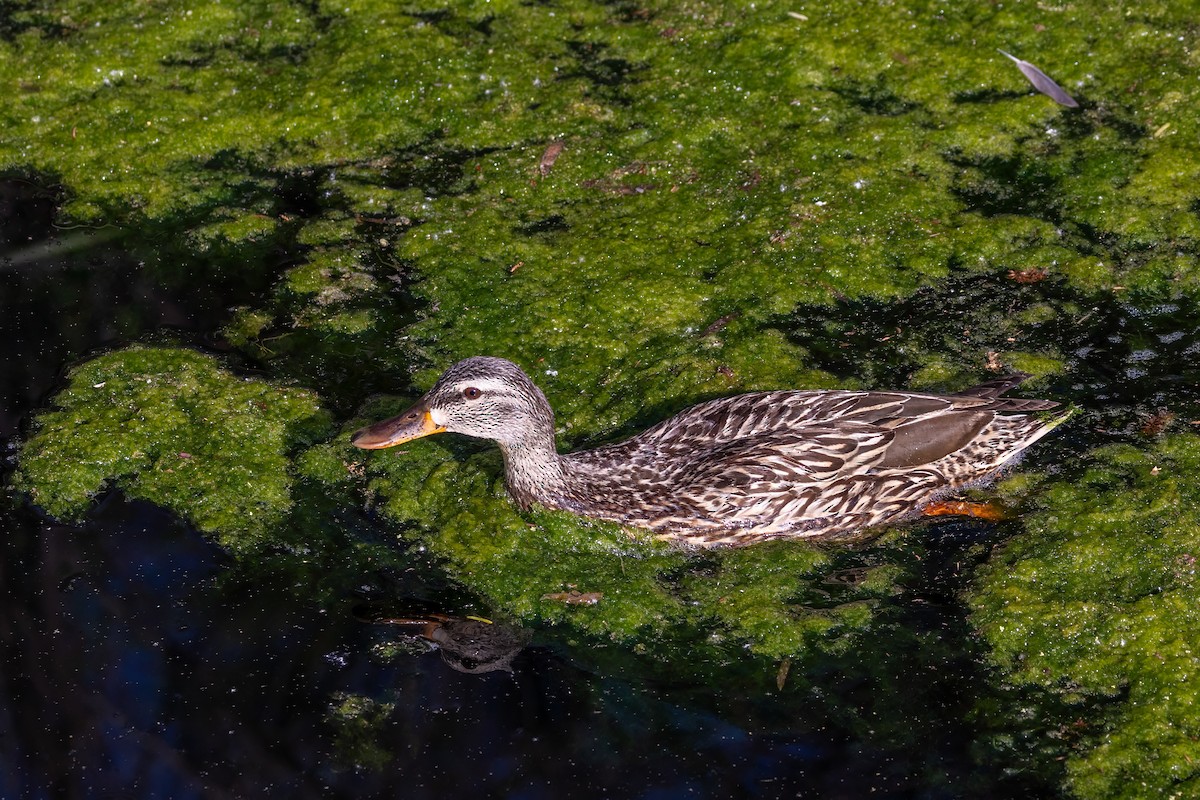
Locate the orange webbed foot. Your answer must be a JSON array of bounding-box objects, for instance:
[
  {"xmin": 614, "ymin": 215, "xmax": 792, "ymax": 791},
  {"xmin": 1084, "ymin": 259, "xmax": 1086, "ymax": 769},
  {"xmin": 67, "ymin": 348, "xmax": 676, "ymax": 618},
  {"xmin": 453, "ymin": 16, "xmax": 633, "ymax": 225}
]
[{"xmin": 921, "ymin": 500, "xmax": 1010, "ymax": 522}]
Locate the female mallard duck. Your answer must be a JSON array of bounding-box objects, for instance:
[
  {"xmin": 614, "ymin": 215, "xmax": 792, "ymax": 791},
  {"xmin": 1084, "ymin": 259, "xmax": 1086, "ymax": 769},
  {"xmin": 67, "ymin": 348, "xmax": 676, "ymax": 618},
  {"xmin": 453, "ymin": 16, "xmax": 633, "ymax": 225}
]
[{"xmin": 352, "ymin": 357, "xmax": 1068, "ymax": 546}]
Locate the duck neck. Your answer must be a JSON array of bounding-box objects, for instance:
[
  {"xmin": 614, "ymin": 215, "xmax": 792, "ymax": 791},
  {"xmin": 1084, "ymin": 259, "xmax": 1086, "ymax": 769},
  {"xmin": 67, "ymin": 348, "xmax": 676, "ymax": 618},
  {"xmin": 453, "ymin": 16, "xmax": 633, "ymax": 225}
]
[{"xmin": 497, "ymin": 430, "xmax": 571, "ymax": 509}]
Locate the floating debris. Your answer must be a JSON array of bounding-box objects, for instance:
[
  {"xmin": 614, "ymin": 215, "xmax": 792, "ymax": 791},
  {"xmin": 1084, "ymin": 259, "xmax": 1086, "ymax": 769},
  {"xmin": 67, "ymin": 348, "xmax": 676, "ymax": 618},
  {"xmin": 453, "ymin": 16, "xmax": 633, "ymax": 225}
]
[
  {"xmin": 1139, "ymin": 409, "xmax": 1175, "ymax": 438},
  {"xmin": 701, "ymin": 312, "xmax": 740, "ymax": 337},
  {"xmin": 998, "ymin": 49, "xmax": 1079, "ymax": 108},
  {"xmin": 538, "ymin": 140, "xmax": 565, "ymax": 176},
  {"xmin": 542, "ymin": 590, "xmax": 603, "ymax": 605},
  {"xmin": 776, "ymin": 658, "xmax": 792, "ymax": 690},
  {"xmin": 1007, "ymin": 267, "xmax": 1048, "ymax": 284},
  {"xmin": 357, "ymin": 606, "xmax": 531, "ymax": 674}
]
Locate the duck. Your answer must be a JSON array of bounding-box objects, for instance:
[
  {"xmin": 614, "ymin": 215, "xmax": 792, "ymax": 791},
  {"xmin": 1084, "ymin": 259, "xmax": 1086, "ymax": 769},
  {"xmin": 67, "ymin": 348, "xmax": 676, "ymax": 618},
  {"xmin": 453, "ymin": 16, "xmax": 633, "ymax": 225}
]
[{"xmin": 352, "ymin": 357, "xmax": 1069, "ymax": 546}]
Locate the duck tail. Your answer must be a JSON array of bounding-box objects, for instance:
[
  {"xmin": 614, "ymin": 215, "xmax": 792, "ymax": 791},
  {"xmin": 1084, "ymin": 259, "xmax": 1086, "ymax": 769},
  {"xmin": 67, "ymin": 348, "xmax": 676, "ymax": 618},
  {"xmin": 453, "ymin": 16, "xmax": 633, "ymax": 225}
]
[
  {"xmin": 955, "ymin": 372, "xmax": 1032, "ymax": 399},
  {"xmin": 956, "ymin": 372, "xmax": 1060, "ymax": 412},
  {"xmin": 997, "ymin": 406, "xmax": 1077, "ymax": 466}
]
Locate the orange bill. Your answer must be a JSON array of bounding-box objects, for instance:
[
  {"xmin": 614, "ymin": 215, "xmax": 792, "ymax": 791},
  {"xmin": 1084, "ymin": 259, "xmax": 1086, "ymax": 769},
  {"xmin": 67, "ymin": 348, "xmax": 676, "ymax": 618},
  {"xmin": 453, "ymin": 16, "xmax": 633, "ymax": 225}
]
[{"xmin": 351, "ymin": 402, "xmax": 445, "ymax": 449}]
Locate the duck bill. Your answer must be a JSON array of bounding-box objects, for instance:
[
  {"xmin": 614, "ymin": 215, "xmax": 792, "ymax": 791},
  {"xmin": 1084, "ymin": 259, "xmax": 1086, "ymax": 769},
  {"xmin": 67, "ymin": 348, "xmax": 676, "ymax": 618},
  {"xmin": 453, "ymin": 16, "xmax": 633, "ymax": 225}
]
[{"xmin": 351, "ymin": 401, "xmax": 446, "ymax": 449}]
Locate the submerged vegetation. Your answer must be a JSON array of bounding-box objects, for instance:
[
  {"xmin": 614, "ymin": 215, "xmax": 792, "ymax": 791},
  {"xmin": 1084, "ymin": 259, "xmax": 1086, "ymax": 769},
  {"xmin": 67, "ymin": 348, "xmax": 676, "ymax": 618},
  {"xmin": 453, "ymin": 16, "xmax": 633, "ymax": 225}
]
[{"xmin": 5, "ymin": 0, "xmax": 1200, "ymax": 795}]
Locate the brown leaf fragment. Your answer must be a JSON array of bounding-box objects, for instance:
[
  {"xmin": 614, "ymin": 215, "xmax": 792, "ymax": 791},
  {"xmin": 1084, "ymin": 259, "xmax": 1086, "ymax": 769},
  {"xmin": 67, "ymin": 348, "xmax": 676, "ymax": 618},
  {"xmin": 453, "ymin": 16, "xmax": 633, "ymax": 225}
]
[
  {"xmin": 538, "ymin": 140, "xmax": 565, "ymax": 176},
  {"xmin": 776, "ymin": 658, "xmax": 792, "ymax": 691},
  {"xmin": 541, "ymin": 590, "xmax": 603, "ymax": 605},
  {"xmin": 701, "ymin": 312, "xmax": 740, "ymax": 337},
  {"xmin": 1008, "ymin": 267, "xmax": 1048, "ymax": 284},
  {"xmin": 1139, "ymin": 409, "xmax": 1175, "ymax": 437}
]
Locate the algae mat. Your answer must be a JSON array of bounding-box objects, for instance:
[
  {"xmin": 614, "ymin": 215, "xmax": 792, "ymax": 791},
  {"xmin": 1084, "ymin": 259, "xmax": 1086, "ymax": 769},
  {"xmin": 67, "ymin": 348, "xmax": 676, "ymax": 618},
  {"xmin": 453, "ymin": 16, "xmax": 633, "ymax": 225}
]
[{"xmin": 5, "ymin": 1, "xmax": 1200, "ymax": 796}]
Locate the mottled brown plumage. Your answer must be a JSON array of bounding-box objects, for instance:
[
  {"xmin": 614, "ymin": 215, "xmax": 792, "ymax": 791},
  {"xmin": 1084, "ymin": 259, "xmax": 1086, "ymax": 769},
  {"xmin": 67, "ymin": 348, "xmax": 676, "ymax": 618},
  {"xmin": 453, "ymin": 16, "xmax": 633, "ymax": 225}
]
[{"xmin": 352, "ymin": 357, "xmax": 1070, "ymax": 546}]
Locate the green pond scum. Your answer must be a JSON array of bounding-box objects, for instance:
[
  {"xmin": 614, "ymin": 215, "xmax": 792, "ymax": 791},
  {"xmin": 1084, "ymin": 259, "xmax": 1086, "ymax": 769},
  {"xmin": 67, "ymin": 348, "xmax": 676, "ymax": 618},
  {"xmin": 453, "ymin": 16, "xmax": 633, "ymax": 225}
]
[
  {"xmin": 972, "ymin": 434, "xmax": 1200, "ymax": 799},
  {"xmin": 12, "ymin": 346, "xmax": 333, "ymax": 553},
  {"xmin": 5, "ymin": 0, "xmax": 1200, "ymax": 796}
]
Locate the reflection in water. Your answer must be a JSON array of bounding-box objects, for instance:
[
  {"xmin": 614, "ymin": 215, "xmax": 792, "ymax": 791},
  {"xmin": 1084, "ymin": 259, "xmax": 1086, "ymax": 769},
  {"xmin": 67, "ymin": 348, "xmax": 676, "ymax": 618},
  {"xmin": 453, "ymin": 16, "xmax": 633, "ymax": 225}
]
[{"xmin": 356, "ymin": 606, "xmax": 532, "ymax": 674}]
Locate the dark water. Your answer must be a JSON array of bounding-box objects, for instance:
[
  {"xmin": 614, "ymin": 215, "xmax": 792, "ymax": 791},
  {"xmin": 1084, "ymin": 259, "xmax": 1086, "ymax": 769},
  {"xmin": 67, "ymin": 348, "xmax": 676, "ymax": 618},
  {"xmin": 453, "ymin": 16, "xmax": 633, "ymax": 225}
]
[
  {"xmin": 0, "ymin": 178, "xmax": 286, "ymax": 440},
  {"xmin": 7, "ymin": 177, "xmax": 1197, "ymax": 799},
  {"xmin": 1, "ymin": 497, "xmax": 1019, "ymax": 799}
]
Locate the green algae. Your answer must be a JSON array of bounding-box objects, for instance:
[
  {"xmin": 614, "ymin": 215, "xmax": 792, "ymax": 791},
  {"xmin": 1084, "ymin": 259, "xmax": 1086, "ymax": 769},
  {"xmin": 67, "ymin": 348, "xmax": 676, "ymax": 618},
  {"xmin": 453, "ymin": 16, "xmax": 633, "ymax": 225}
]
[
  {"xmin": 5, "ymin": 1, "xmax": 1200, "ymax": 793},
  {"xmin": 2, "ymin": 0, "xmax": 1198, "ymax": 414},
  {"xmin": 970, "ymin": 434, "xmax": 1200, "ymax": 798},
  {"xmin": 13, "ymin": 346, "xmax": 331, "ymax": 552},
  {"xmin": 681, "ymin": 541, "xmax": 873, "ymax": 659}
]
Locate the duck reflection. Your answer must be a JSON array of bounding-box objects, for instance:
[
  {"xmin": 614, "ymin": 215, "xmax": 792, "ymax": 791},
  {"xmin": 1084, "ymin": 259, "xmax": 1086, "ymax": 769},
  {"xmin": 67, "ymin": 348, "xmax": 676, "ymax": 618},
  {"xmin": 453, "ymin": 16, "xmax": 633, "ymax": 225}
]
[{"xmin": 356, "ymin": 605, "xmax": 532, "ymax": 674}]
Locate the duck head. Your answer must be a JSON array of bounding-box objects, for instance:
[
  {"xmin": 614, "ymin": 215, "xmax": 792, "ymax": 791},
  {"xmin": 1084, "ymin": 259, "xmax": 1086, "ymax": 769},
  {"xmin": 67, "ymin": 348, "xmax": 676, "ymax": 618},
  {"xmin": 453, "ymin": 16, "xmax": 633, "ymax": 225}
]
[{"xmin": 351, "ymin": 357, "xmax": 556, "ymax": 450}]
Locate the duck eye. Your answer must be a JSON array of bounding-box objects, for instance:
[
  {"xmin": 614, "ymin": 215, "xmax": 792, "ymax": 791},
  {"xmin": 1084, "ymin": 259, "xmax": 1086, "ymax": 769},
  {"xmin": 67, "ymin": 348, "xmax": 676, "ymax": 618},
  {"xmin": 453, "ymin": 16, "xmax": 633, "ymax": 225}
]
[{"xmin": 462, "ymin": 387, "xmax": 482, "ymax": 400}]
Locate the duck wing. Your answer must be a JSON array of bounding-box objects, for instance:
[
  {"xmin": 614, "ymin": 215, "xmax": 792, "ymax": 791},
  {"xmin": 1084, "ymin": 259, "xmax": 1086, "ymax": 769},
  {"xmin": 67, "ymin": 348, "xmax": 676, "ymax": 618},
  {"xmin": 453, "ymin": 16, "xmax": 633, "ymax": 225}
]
[
  {"xmin": 668, "ymin": 397, "xmax": 1021, "ymax": 492},
  {"xmin": 630, "ymin": 389, "xmax": 1037, "ymax": 453},
  {"xmin": 658, "ymin": 423, "xmax": 944, "ymax": 534},
  {"xmin": 671, "ymin": 423, "xmax": 894, "ymax": 490}
]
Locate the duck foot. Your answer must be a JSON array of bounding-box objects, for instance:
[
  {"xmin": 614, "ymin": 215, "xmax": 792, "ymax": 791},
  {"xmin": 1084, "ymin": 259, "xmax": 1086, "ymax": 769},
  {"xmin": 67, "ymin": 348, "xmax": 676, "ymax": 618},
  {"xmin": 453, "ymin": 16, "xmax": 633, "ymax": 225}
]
[{"xmin": 921, "ymin": 500, "xmax": 1009, "ymax": 522}]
